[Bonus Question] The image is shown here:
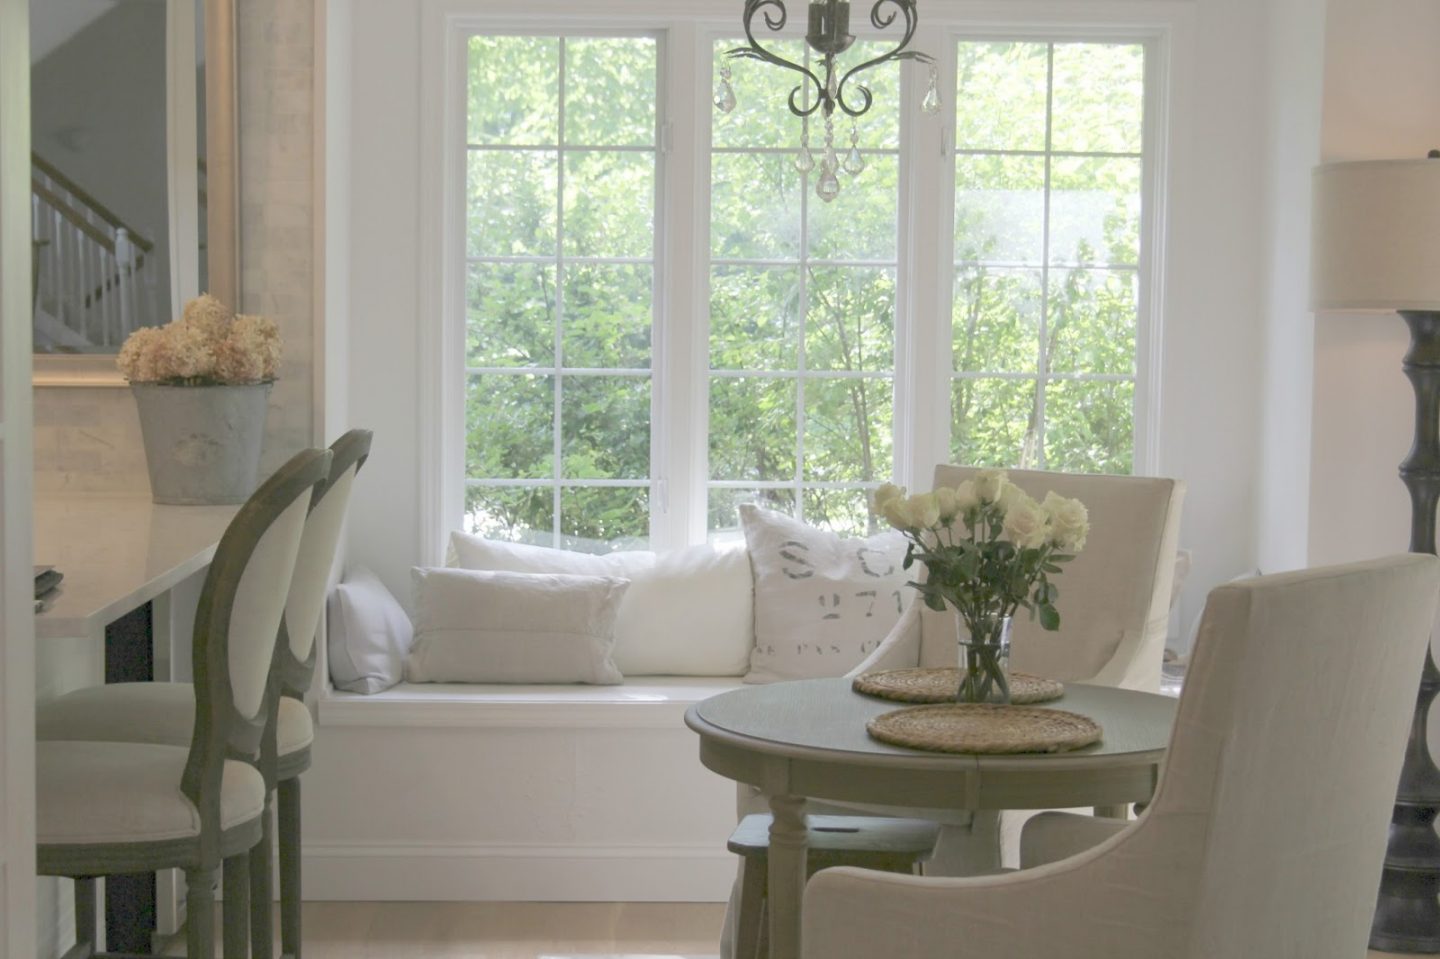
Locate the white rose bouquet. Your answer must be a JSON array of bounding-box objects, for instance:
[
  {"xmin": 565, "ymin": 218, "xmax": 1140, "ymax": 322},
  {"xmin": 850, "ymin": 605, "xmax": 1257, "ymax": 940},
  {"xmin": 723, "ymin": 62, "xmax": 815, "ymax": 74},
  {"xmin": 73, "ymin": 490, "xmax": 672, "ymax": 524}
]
[
  {"xmin": 874, "ymin": 471, "xmax": 1089, "ymax": 701},
  {"xmin": 117, "ymin": 294, "xmax": 281, "ymax": 385}
]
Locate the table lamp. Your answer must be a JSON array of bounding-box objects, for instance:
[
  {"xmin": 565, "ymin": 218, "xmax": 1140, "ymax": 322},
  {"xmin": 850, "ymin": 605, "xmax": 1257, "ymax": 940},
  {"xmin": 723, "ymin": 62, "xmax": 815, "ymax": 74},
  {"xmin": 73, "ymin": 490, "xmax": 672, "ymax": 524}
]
[{"xmin": 1311, "ymin": 151, "xmax": 1440, "ymax": 953}]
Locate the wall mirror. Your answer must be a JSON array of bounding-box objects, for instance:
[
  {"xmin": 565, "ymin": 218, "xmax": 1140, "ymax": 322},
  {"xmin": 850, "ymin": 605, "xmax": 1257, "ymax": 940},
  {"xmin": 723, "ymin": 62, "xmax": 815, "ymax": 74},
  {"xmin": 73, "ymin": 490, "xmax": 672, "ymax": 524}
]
[{"xmin": 29, "ymin": 0, "xmax": 237, "ymax": 386}]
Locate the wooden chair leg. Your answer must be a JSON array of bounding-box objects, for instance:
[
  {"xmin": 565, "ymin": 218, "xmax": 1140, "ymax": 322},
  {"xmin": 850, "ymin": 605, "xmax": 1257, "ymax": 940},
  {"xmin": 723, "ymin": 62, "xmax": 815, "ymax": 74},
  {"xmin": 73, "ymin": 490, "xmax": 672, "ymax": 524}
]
[
  {"xmin": 250, "ymin": 796, "xmax": 275, "ymax": 959},
  {"xmin": 72, "ymin": 876, "xmax": 97, "ymax": 952},
  {"xmin": 735, "ymin": 857, "xmax": 767, "ymax": 959},
  {"xmin": 223, "ymin": 853, "xmax": 250, "ymax": 958},
  {"xmin": 278, "ymin": 777, "xmax": 302, "ymax": 959},
  {"xmin": 186, "ymin": 867, "xmax": 218, "ymax": 959}
]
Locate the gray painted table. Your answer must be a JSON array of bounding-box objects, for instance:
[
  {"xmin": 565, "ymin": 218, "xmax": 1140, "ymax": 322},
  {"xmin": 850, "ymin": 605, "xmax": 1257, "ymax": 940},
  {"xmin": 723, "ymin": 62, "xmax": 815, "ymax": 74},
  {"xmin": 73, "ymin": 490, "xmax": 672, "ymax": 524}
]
[{"xmin": 685, "ymin": 678, "xmax": 1176, "ymax": 959}]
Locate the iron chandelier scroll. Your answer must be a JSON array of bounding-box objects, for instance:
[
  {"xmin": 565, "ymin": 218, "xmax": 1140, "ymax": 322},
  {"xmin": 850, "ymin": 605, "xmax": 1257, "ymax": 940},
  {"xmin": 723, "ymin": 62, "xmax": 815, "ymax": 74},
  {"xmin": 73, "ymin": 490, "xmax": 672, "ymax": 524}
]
[{"xmin": 716, "ymin": 0, "xmax": 939, "ymax": 201}]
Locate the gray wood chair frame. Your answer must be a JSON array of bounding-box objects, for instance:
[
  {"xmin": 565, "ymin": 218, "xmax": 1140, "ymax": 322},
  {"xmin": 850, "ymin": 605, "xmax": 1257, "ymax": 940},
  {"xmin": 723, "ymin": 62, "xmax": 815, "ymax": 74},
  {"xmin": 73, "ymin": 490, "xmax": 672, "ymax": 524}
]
[
  {"xmin": 38, "ymin": 447, "xmax": 331, "ymax": 959},
  {"xmin": 251, "ymin": 428, "xmax": 371, "ymax": 959}
]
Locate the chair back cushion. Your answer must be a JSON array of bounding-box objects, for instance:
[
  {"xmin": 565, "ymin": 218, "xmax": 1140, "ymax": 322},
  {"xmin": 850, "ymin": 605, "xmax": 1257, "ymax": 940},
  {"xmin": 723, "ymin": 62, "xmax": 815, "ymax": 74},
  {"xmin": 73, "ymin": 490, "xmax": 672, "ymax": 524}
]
[
  {"xmin": 918, "ymin": 466, "xmax": 1183, "ymax": 689},
  {"xmin": 1159, "ymin": 554, "xmax": 1439, "ymax": 954}
]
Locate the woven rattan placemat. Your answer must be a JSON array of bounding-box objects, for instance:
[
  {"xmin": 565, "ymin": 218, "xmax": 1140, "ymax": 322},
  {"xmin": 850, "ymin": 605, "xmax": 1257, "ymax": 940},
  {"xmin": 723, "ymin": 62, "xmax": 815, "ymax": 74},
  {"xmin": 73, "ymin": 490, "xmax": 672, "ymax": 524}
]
[
  {"xmin": 853, "ymin": 667, "xmax": 1064, "ymax": 705},
  {"xmin": 866, "ymin": 703, "xmax": 1103, "ymax": 754}
]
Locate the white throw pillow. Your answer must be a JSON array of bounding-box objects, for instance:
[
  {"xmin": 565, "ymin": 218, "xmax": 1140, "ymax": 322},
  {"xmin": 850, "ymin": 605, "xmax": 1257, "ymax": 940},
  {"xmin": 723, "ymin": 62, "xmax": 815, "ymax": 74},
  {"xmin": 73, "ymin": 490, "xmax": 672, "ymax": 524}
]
[
  {"xmin": 326, "ymin": 567, "xmax": 415, "ymax": 694},
  {"xmin": 740, "ymin": 504, "xmax": 910, "ymax": 684},
  {"xmin": 446, "ymin": 531, "xmax": 752, "ymax": 676},
  {"xmin": 406, "ymin": 567, "xmax": 627, "ymax": 685}
]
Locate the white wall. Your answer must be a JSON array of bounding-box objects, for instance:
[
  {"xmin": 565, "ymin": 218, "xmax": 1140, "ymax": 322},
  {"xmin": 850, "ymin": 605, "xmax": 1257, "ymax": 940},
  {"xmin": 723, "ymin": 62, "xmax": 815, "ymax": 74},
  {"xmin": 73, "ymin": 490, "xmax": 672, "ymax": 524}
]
[
  {"xmin": 333, "ymin": 0, "xmax": 1283, "ymax": 650},
  {"xmin": 1308, "ymin": 0, "xmax": 1440, "ymax": 567}
]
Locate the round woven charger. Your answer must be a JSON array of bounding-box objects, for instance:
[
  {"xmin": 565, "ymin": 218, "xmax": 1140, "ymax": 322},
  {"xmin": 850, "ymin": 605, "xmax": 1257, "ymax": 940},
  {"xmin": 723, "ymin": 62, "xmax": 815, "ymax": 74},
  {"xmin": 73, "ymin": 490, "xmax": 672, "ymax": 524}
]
[
  {"xmin": 853, "ymin": 667, "xmax": 1064, "ymax": 705},
  {"xmin": 867, "ymin": 704, "xmax": 1103, "ymax": 755}
]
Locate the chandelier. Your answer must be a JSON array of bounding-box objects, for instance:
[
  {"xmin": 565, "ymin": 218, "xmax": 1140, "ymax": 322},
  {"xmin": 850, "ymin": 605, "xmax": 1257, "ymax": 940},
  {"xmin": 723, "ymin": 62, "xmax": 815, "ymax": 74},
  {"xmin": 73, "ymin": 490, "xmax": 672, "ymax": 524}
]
[{"xmin": 716, "ymin": 0, "xmax": 939, "ymax": 202}]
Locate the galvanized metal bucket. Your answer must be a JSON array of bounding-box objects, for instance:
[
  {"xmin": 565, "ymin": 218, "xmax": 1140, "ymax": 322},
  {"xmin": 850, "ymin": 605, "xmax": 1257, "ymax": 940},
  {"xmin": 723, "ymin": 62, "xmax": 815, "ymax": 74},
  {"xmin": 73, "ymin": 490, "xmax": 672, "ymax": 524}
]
[{"xmin": 132, "ymin": 383, "xmax": 271, "ymax": 505}]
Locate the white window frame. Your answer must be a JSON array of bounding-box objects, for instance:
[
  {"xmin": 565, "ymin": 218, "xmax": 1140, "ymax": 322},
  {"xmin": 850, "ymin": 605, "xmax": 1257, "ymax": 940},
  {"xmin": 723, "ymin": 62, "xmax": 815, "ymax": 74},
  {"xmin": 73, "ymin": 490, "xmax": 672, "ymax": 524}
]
[{"xmin": 417, "ymin": 0, "xmax": 1189, "ymax": 563}]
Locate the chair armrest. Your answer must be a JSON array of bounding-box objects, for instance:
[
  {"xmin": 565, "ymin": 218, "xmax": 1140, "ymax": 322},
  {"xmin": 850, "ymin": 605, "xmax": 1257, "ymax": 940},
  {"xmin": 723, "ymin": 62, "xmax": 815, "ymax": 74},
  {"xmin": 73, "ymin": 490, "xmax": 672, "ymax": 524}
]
[
  {"xmin": 1020, "ymin": 811, "xmax": 1131, "ymax": 868},
  {"xmin": 846, "ymin": 602, "xmax": 923, "ymax": 678}
]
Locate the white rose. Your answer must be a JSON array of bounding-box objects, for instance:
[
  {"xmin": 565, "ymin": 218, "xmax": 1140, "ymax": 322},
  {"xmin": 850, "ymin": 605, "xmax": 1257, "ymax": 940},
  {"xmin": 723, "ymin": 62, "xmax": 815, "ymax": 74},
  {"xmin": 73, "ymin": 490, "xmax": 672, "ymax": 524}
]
[
  {"xmin": 873, "ymin": 482, "xmax": 905, "ymax": 511},
  {"xmin": 952, "ymin": 480, "xmax": 980, "ymax": 513},
  {"xmin": 973, "ymin": 469, "xmax": 1008, "ymax": 504},
  {"xmin": 1043, "ymin": 491, "xmax": 1089, "ymax": 553},
  {"xmin": 910, "ymin": 492, "xmax": 941, "ymax": 530},
  {"xmin": 881, "ymin": 495, "xmax": 909, "ymax": 530},
  {"xmin": 933, "ymin": 486, "xmax": 960, "ymax": 524},
  {"xmin": 1002, "ymin": 493, "xmax": 1050, "ymax": 549}
]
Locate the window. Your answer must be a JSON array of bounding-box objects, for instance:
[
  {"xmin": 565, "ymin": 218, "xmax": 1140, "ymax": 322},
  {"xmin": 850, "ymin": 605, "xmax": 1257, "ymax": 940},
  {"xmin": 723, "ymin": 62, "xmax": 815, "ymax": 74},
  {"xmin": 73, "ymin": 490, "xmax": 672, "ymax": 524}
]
[
  {"xmin": 950, "ymin": 40, "xmax": 1144, "ymax": 473},
  {"xmin": 462, "ymin": 34, "xmax": 659, "ymax": 549},
  {"xmin": 448, "ymin": 22, "xmax": 1156, "ymax": 554}
]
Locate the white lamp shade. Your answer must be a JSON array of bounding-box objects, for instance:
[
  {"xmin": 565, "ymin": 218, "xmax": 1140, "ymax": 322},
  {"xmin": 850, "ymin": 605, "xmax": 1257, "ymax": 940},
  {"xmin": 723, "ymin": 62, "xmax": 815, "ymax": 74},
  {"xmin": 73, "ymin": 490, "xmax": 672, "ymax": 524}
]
[{"xmin": 1311, "ymin": 158, "xmax": 1440, "ymax": 312}]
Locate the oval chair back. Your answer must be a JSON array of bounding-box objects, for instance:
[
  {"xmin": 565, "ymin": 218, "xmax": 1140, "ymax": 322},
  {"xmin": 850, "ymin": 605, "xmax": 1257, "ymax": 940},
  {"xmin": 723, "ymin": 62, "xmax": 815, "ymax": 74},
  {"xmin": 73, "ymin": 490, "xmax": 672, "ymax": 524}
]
[
  {"xmin": 181, "ymin": 447, "xmax": 331, "ymax": 862},
  {"xmin": 275, "ymin": 428, "xmax": 372, "ymax": 701}
]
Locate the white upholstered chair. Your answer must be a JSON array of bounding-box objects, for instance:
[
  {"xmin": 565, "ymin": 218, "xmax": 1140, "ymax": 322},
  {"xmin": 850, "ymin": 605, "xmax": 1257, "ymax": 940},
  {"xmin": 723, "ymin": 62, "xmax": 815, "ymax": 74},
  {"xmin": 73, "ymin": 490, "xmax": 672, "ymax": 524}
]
[
  {"xmin": 801, "ymin": 553, "xmax": 1440, "ymax": 959},
  {"xmin": 853, "ymin": 465, "xmax": 1187, "ymax": 692},
  {"xmin": 37, "ymin": 429, "xmax": 371, "ymax": 959},
  {"xmin": 36, "ymin": 447, "xmax": 330, "ymax": 959}
]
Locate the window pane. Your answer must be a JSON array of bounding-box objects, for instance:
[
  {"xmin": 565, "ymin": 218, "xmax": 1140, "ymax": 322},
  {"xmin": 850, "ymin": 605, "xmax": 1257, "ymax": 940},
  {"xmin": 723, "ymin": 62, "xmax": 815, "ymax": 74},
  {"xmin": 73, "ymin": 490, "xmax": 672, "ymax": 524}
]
[
  {"xmin": 954, "ymin": 41, "xmax": 1048, "ymax": 151},
  {"xmin": 712, "ymin": 38, "xmax": 809, "ymax": 150},
  {"xmin": 711, "ymin": 152, "xmax": 803, "ymax": 260},
  {"xmin": 1049, "ymin": 156, "xmax": 1141, "ymax": 266},
  {"xmin": 709, "ymin": 377, "xmax": 797, "ymax": 481},
  {"xmin": 563, "ymin": 264, "xmax": 652, "ymax": 369},
  {"xmin": 952, "ymin": 267, "xmax": 1042, "ymax": 374},
  {"xmin": 806, "ymin": 268, "xmax": 895, "ymax": 373},
  {"xmin": 1043, "ymin": 378, "xmax": 1134, "ymax": 473},
  {"xmin": 1046, "ymin": 269, "xmax": 1137, "ymax": 376},
  {"xmin": 1050, "ymin": 43, "xmax": 1143, "ymax": 154},
  {"xmin": 710, "ymin": 266, "xmax": 801, "ymax": 372},
  {"xmin": 708, "ymin": 487, "xmax": 797, "ymax": 539},
  {"xmin": 562, "ymin": 150, "xmax": 654, "ymax": 258},
  {"xmin": 466, "ymin": 373, "xmax": 554, "ymax": 479},
  {"xmin": 468, "ymin": 36, "xmax": 559, "ymax": 145},
  {"xmin": 564, "ymin": 37, "xmax": 656, "ymax": 147},
  {"xmin": 467, "ymin": 150, "xmax": 557, "ymax": 257},
  {"xmin": 950, "ymin": 377, "xmax": 1039, "ymax": 468},
  {"xmin": 841, "ymin": 43, "xmax": 901, "ymax": 150},
  {"xmin": 802, "ymin": 487, "xmax": 886, "ymax": 538},
  {"xmin": 955, "ymin": 155, "xmax": 1045, "ymax": 264},
  {"xmin": 561, "ymin": 375, "xmax": 650, "ymax": 480},
  {"xmin": 803, "ymin": 378, "xmax": 893, "ymax": 484},
  {"xmin": 560, "ymin": 487, "xmax": 650, "ymax": 552},
  {"xmin": 808, "ymin": 153, "xmax": 898, "ymax": 261},
  {"xmin": 467, "ymin": 263, "xmax": 555, "ymax": 368},
  {"xmin": 464, "ymin": 486, "xmax": 555, "ymax": 542}
]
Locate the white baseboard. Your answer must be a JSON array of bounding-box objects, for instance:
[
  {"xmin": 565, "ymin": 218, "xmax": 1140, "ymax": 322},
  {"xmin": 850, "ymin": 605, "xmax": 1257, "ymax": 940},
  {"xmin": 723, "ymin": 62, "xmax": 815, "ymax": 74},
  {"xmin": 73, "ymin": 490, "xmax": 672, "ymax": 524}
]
[{"xmin": 303, "ymin": 841, "xmax": 736, "ymax": 902}]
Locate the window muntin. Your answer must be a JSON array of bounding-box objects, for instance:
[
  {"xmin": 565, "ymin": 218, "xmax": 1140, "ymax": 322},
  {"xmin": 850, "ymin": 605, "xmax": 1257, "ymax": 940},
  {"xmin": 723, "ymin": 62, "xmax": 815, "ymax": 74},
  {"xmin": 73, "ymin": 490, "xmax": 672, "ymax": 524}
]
[
  {"xmin": 707, "ymin": 40, "xmax": 900, "ymax": 539},
  {"xmin": 463, "ymin": 34, "xmax": 658, "ymax": 551},
  {"xmin": 950, "ymin": 40, "xmax": 1143, "ymax": 474}
]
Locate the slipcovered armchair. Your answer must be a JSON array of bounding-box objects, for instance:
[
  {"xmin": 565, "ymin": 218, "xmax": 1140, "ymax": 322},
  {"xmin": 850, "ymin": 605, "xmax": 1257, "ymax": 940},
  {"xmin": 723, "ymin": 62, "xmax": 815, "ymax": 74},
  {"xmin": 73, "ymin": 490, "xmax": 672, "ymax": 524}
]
[
  {"xmin": 853, "ymin": 465, "xmax": 1187, "ymax": 693},
  {"xmin": 801, "ymin": 554, "xmax": 1440, "ymax": 959}
]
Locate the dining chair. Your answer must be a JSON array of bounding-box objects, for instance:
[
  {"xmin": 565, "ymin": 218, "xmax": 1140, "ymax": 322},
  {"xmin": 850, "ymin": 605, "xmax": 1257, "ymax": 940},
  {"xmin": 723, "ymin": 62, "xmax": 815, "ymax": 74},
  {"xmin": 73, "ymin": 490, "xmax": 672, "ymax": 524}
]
[
  {"xmin": 36, "ymin": 447, "xmax": 330, "ymax": 959},
  {"xmin": 800, "ymin": 553, "xmax": 1440, "ymax": 959},
  {"xmin": 37, "ymin": 429, "xmax": 371, "ymax": 959}
]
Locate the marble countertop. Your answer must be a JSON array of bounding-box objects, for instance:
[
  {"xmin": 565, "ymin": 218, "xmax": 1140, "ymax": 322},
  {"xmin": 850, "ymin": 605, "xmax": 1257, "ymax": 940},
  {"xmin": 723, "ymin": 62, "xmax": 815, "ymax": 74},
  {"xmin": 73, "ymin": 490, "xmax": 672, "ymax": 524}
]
[{"xmin": 34, "ymin": 492, "xmax": 238, "ymax": 639}]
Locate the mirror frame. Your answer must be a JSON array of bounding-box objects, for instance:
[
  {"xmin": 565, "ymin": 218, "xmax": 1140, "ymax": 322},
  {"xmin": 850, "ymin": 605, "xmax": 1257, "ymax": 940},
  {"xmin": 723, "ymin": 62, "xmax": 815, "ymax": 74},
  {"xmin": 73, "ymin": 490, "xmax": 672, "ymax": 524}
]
[{"xmin": 32, "ymin": 0, "xmax": 237, "ymax": 387}]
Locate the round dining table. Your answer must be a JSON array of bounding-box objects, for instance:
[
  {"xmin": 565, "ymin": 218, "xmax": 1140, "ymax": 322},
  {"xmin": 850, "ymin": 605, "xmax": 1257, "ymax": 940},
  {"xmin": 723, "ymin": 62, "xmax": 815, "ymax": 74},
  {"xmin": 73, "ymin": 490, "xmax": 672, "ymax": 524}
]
[{"xmin": 685, "ymin": 677, "xmax": 1177, "ymax": 959}]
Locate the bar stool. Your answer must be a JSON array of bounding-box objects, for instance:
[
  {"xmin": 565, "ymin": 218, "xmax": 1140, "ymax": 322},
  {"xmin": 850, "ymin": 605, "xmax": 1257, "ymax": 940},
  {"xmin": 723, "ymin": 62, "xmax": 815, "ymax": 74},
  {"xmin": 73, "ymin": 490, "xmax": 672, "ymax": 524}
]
[
  {"xmin": 728, "ymin": 814, "xmax": 941, "ymax": 959},
  {"xmin": 36, "ymin": 447, "xmax": 330, "ymax": 959}
]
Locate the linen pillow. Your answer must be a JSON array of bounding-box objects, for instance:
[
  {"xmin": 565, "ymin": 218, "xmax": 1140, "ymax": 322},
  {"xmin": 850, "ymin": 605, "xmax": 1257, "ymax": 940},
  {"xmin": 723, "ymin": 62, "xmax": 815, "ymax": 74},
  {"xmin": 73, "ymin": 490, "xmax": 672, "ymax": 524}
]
[
  {"xmin": 406, "ymin": 567, "xmax": 627, "ymax": 685},
  {"xmin": 446, "ymin": 531, "xmax": 752, "ymax": 676},
  {"xmin": 326, "ymin": 567, "xmax": 415, "ymax": 694},
  {"xmin": 740, "ymin": 504, "xmax": 910, "ymax": 684}
]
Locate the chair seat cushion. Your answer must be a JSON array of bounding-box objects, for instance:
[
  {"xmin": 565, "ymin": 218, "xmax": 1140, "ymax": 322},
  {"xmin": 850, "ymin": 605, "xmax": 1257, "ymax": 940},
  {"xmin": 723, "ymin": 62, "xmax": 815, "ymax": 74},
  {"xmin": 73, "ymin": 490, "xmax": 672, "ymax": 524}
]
[
  {"xmin": 37, "ymin": 681, "xmax": 315, "ymax": 757},
  {"xmin": 37, "ymin": 741, "xmax": 264, "ymax": 845}
]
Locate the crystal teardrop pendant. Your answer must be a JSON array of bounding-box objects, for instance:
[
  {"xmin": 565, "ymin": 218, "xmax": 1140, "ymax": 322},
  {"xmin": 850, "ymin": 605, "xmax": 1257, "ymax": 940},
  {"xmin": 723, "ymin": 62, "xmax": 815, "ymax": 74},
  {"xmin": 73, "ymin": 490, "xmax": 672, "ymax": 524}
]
[
  {"xmin": 921, "ymin": 66, "xmax": 941, "ymax": 115},
  {"xmin": 816, "ymin": 168, "xmax": 841, "ymax": 202},
  {"xmin": 714, "ymin": 64, "xmax": 736, "ymax": 114},
  {"xmin": 843, "ymin": 145, "xmax": 865, "ymax": 175},
  {"xmin": 795, "ymin": 144, "xmax": 816, "ymax": 173}
]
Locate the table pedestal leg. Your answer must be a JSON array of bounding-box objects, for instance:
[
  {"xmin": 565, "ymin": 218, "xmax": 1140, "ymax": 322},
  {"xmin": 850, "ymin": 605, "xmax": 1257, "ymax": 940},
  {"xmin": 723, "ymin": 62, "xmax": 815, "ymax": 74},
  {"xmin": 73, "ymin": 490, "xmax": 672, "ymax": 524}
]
[
  {"xmin": 767, "ymin": 794, "xmax": 808, "ymax": 959},
  {"xmin": 926, "ymin": 810, "xmax": 1002, "ymax": 876},
  {"xmin": 1095, "ymin": 804, "xmax": 1129, "ymax": 819}
]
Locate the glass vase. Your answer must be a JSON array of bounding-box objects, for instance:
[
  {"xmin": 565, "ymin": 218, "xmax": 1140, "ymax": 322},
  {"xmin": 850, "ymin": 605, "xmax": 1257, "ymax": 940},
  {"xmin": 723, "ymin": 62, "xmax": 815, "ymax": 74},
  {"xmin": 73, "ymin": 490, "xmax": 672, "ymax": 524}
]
[{"xmin": 955, "ymin": 611, "xmax": 1013, "ymax": 705}]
